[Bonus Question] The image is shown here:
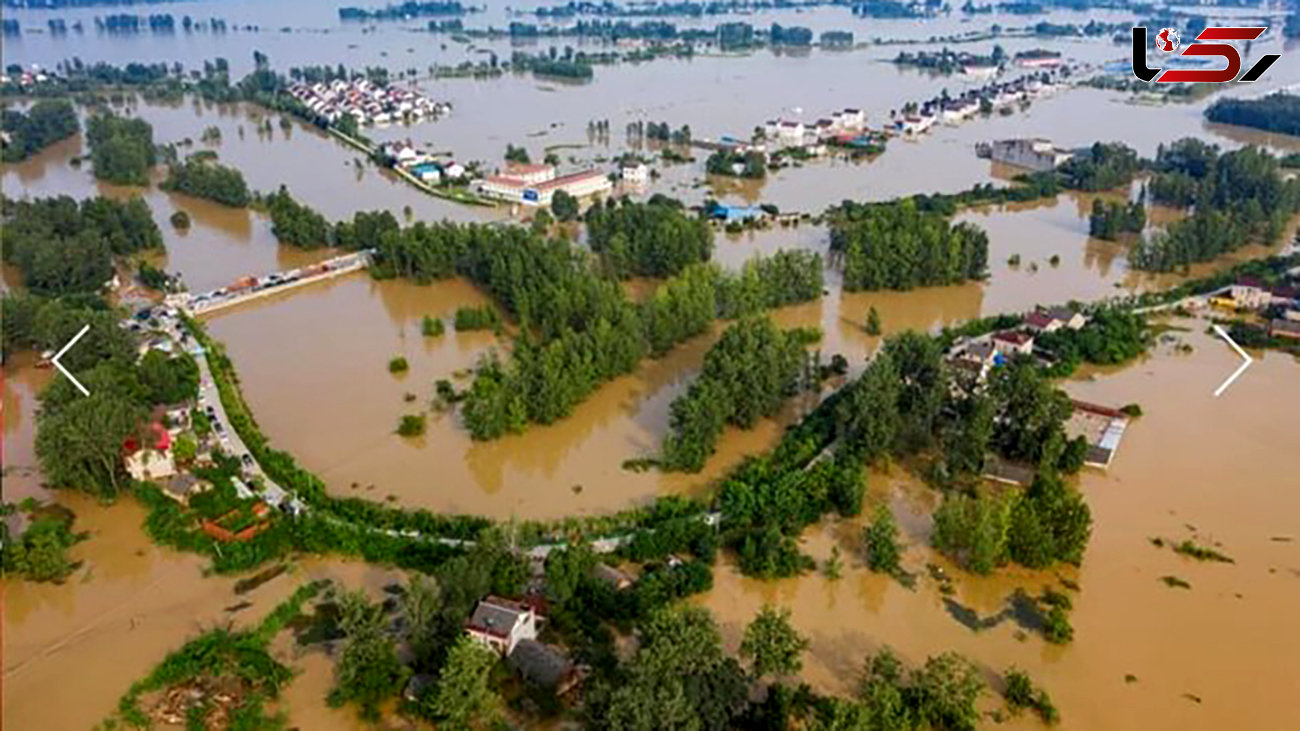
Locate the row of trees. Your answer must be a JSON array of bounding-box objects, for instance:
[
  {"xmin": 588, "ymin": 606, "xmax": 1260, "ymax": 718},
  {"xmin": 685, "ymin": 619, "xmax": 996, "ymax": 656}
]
[
  {"xmin": 584, "ymin": 195, "xmax": 714, "ymax": 278},
  {"xmin": 0, "ymin": 99, "xmax": 78, "ymax": 162},
  {"xmin": 160, "ymin": 157, "xmax": 251, "ymax": 207},
  {"xmin": 1, "ymin": 194, "xmax": 162, "ymax": 295},
  {"xmin": 1133, "ymin": 140, "xmax": 1300, "ymax": 271},
  {"xmin": 86, "ymin": 111, "xmax": 156, "ymax": 185},
  {"xmin": 660, "ymin": 318, "xmax": 820, "ymax": 472},
  {"xmin": 265, "ymin": 185, "xmax": 333, "ymax": 247},
  {"xmin": 828, "ymin": 199, "xmax": 989, "ymax": 291},
  {"xmin": 1205, "ymin": 92, "xmax": 1300, "ymax": 137},
  {"xmin": 1087, "ymin": 198, "xmax": 1145, "ymax": 240}
]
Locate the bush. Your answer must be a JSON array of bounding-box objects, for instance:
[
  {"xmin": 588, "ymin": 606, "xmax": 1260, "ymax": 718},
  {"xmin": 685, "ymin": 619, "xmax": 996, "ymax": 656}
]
[
  {"xmin": 170, "ymin": 210, "xmax": 191, "ymax": 229},
  {"xmin": 388, "ymin": 356, "xmax": 409, "ymax": 373},
  {"xmin": 397, "ymin": 414, "xmax": 426, "ymax": 437},
  {"xmin": 453, "ymin": 305, "xmax": 501, "ymax": 332},
  {"xmin": 421, "ymin": 316, "xmax": 445, "ymax": 337}
]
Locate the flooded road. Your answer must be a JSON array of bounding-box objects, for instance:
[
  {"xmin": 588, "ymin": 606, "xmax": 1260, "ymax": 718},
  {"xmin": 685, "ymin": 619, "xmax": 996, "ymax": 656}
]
[{"xmin": 695, "ymin": 323, "xmax": 1300, "ymax": 730}]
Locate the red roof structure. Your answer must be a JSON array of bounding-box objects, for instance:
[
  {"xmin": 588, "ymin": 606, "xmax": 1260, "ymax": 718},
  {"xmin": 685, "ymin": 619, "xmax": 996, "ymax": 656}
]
[{"xmin": 123, "ymin": 422, "xmax": 171, "ymax": 454}]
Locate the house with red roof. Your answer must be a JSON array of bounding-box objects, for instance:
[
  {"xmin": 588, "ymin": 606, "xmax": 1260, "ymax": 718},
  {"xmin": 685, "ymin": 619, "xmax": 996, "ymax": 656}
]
[
  {"xmin": 124, "ymin": 422, "xmax": 176, "ymax": 482},
  {"xmin": 991, "ymin": 330, "xmax": 1035, "ymax": 357}
]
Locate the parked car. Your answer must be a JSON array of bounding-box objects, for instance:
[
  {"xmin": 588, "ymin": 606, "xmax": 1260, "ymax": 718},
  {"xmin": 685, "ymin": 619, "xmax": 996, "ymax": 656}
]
[{"xmin": 241, "ymin": 454, "xmax": 255, "ymax": 468}]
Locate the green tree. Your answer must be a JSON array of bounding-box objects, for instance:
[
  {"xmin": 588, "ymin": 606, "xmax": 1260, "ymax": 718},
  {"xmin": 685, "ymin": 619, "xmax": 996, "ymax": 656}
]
[
  {"xmin": 172, "ymin": 434, "xmax": 197, "ymax": 465},
  {"xmin": 86, "ymin": 112, "xmax": 156, "ymax": 185},
  {"xmin": 912, "ymin": 652, "xmax": 985, "ymax": 731},
  {"xmin": 865, "ymin": 305, "xmax": 882, "ymax": 335},
  {"xmin": 863, "ymin": 504, "xmax": 902, "ymax": 574},
  {"xmin": 424, "ymin": 635, "xmax": 504, "ymax": 731},
  {"xmin": 330, "ymin": 590, "xmax": 406, "ymax": 720},
  {"xmin": 551, "ymin": 189, "xmax": 580, "ymax": 221},
  {"xmin": 36, "ymin": 391, "xmax": 146, "ymax": 498},
  {"xmin": 739, "ymin": 604, "xmax": 809, "ymax": 680}
]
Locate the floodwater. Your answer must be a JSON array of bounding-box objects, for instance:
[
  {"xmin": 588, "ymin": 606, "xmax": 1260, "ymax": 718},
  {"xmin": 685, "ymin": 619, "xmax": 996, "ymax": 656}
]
[
  {"xmin": 695, "ymin": 322, "xmax": 1300, "ymax": 730},
  {"xmin": 1, "ymin": 353, "xmax": 53, "ymax": 504},
  {"xmin": 4, "ymin": 4, "xmax": 1300, "ymax": 727},
  {"xmin": 0, "ymin": 491, "xmax": 405, "ymax": 731}
]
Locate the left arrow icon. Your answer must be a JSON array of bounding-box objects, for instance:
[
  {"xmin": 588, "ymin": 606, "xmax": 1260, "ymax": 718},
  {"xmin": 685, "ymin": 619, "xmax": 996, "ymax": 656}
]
[{"xmin": 51, "ymin": 324, "xmax": 91, "ymax": 396}]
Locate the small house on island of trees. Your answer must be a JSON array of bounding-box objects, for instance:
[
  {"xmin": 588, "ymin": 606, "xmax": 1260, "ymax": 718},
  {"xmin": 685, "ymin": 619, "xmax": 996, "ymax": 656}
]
[
  {"xmin": 508, "ymin": 638, "xmax": 581, "ymax": 695},
  {"xmin": 124, "ymin": 423, "xmax": 175, "ymax": 481},
  {"xmin": 1024, "ymin": 306, "xmax": 1088, "ymax": 333},
  {"xmin": 465, "ymin": 596, "xmax": 539, "ymax": 655}
]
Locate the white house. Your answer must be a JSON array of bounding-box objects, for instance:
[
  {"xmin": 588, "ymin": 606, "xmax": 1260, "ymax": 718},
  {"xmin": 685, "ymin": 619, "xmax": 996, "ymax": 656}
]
[
  {"xmin": 1230, "ymin": 277, "xmax": 1272, "ymax": 310},
  {"xmin": 988, "ymin": 138, "xmax": 1073, "ymax": 173},
  {"xmin": 465, "ymin": 597, "xmax": 538, "ymax": 655},
  {"xmin": 991, "ymin": 330, "xmax": 1035, "ymax": 357},
  {"xmin": 621, "ymin": 162, "xmax": 650, "ymax": 184},
  {"xmin": 440, "ymin": 161, "xmax": 466, "ymax": 179}
]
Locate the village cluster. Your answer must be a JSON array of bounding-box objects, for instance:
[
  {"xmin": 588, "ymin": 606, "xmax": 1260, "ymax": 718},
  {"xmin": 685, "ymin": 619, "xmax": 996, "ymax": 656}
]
[
  {"xmin": 1208, "ymin": 274, "xmax": 1300, "ymax": 340},
  {"xmin": 286, "ymin": 77, "xmax": 450, "ymax": 126},
  {"xmin": 891, "ymin": 68, "xmax": 1066, "ymax": 135}
]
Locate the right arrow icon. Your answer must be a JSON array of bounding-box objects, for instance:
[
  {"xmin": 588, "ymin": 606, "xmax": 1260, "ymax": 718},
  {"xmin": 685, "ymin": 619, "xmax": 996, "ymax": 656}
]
[{"xmin": 1211, "ymin": 324, "xmax": 1253, "ymax": 398}]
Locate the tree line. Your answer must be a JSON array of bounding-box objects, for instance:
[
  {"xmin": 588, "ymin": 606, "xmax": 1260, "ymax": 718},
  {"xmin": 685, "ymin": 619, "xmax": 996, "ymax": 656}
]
[
  {"xmin": 1, "ymin": 194, "xmax": 162, "ymax": 295},
  {"xmin": 0, "ymin": 99, "xmax": 78, "ymax": 162},
  {"xmin": 1205, "ymin": 92, "xmax": 1300, "ymax": 137},
  {"xmin": 1132, "ymin": 139, "xmax": 1300, "ymax": 271},
  {"xmin": 86, "ymin": 111, "xmax": 156, "ymax": 185},
  {"xmin": 160, "ymin": 156, "xmax": 251, "ymax": 207},
  {"xmin": 265, "ymin": 185, "xmax": 333, "ymax": 248},
  {"xmin": 584, "ymin": 194, "xmax": 714, "ymax": 278},
  {"xmin": 660, "ymin": 317, "xmax": 820, "ymax": 472},
  {"xmin": 828, "ymin": 198, "xmax": 990, "ymax": 291}
]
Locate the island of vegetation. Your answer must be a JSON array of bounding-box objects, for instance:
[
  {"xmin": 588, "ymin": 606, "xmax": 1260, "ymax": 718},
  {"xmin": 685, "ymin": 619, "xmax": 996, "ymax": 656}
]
[{"xmin": 0, "ymin": 99, "xmax": 78, "ymax": 162}]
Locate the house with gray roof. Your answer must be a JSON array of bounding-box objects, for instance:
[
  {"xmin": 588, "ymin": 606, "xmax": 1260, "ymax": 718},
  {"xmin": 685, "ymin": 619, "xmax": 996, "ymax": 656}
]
[{"xmin": 465, "ymin": 596, "xmax": 538, "ymax": 655}]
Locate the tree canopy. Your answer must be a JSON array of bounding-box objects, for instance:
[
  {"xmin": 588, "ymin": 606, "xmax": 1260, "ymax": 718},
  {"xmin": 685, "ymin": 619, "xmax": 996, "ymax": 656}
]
[
  {"xmin": 86, "ymin": 111, "xmax": 156, "ymax": 185},
  {"xmin": 829, "ymin": 199, "xmax": 989, "ymax": 291},
  {"xmin": 0, "ymin": 99, "xmax": 78, "ymax": 162}
]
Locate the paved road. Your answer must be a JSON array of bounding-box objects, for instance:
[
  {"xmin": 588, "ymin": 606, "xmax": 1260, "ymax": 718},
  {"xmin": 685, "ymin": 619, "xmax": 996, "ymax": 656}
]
[{"xmin": 156, "ymin": 312, "xmax": 717, "ymax": 557}]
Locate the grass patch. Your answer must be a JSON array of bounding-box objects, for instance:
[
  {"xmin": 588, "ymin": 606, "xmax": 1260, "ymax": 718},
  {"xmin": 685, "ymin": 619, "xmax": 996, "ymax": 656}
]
[
  {"xmin": 1172, "ymin": 540, "xmax": 1234, "ymax": 564},
  {"xmin": 1004, "ymin": 668, "xmax": 1060, "ymax": 725}
]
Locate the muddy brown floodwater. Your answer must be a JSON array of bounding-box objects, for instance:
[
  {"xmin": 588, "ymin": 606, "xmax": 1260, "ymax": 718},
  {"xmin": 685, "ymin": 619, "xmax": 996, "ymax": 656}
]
[
  {"xmin": 0, "ymin": 491, "xmax": 406, "ymax": 731},
  {"xmin": 695, "ymin": 323, "xmax": 1300, "ymax": 730}
]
